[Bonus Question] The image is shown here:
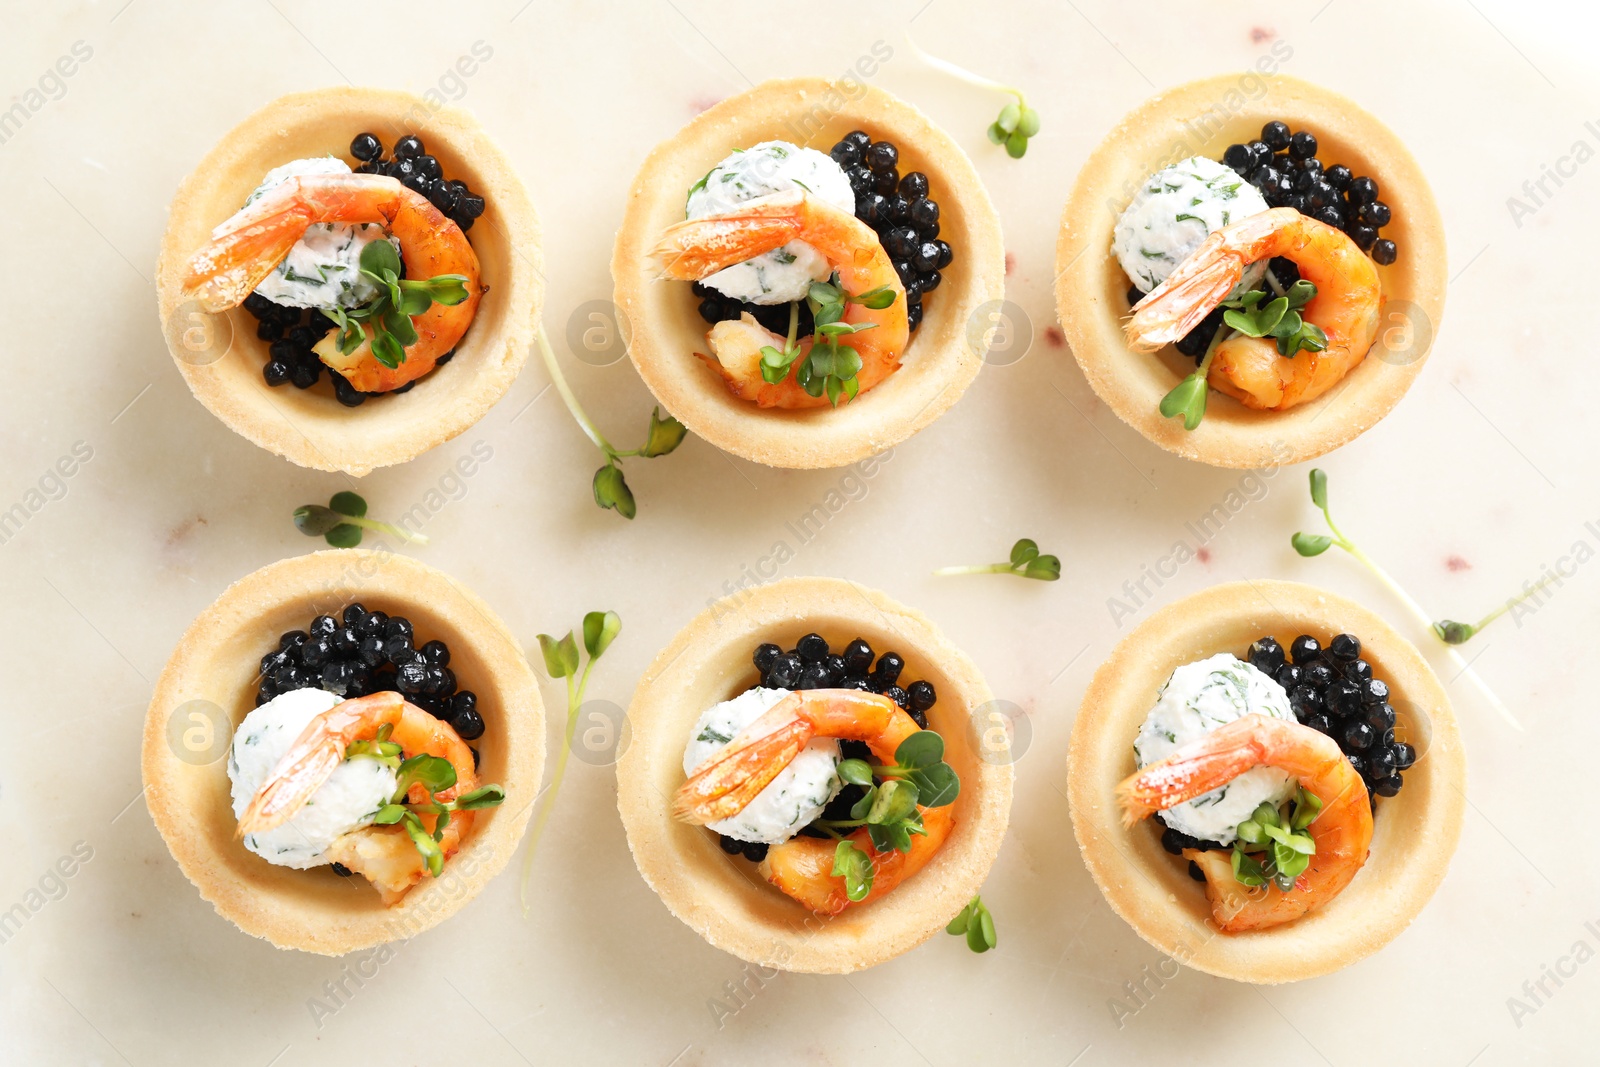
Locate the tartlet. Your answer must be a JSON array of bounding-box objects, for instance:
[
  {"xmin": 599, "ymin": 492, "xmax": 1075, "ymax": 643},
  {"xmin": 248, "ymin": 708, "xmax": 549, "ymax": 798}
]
[
  {"xmin": 141, "ymin": 550, "xmax": 543, "ymax": 954},
  {"xmin": 618, "ymin": 577, "xmax": 1012, "ymax": 973},
  {"xmin": 155, "ymin": 87, "xmax": 543, "ymax": 476},
  {"xmin": 1055, "ymin": 73, "xmax": 1446, "ymax": 468},
  {"xmin": 613, "ymin": 78, "xmax": 1005, "ymax": 469},
  {"xmin": 1068, "ymin": 579, "xmax": 1464, "ymax": 983}
]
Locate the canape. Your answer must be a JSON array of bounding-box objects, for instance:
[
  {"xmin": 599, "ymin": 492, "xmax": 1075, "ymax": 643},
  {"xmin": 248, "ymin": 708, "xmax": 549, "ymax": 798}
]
[
  {"xmin": 142, "ymin": 550, "xmax": 542, "ymax": 953},
  {"xmin": 1068, "ymin": 579, "xmax": 1464, "ymax": 982},
  {"xmin": 614, "ymin": 78, "xmax": 1004, "ymax": 469},
  {"xmin": 156, "ymin": 87, "xmax": 542, "ymax": 476},
  {"xmin": 1055, "ymin": 74, "xmax": 1446, "ymax": 468},
  {"xmin": 618, "ymin": 577, "xmax": 1012, "ymax": 972}
]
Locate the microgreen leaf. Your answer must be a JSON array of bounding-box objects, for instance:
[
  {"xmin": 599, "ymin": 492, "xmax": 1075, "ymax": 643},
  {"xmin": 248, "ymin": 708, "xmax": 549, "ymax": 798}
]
[
  {"xmin": 592, "ymin": 462, "xmax": 637, "ymax": 519},
  {"xmin": 582, "ymin": 610, "xmax": 622, "ymax": 660},
  {"xmin": 832, "ymin": 839, "xmax": 874, "ymax": 902},
  {"xmin": 453, "ymin": 784, "xmax": 507, "ymax": 811},
  {"xmin": 838, "ymin": 758, "xmax": 874, "ymax": 787},
  {"xmin": 536, "ymin": 631, "xmax": 580, "ymax": 679},
  {"xmin": 372, "ymin": 803, "xmax": 407, "ymax": 825},
  {"xmin": 369, "ymin": 329, "xmax": 405, "ymax": 369},
  {"xmin": 324, "ymin": 524, "xmax": 362, "ymax": 548},
  {"xmin": 895, "ymin": 730, "xmax": 945, "ymax": 769},
  {"xmin": 403, "ymin": 814, "xmax": 445, "ymax": 877},
  {"xmin": 906, "ymin": 762, "xmax": 960, "ymax": 807},
  {"xmin": 867, "ymin": 779, "xmax": 921, "ymax": 826},
  {"xmin": 1159, "ymin": 373, "xmax": 1209, "ymax": 431},
  {"xmin": 1309, "ymin": 468, "xmax": 1329, "ymax": 511},
  {"xmin": 1231, "ymin": 846, "xmax": 1268, "ymax": 887},
  {"xmin": 360, "ymin": 238, "xmax": 401, "ymax": 280},
  {"xmin": 329, "ymin": 491, "xmax": 367, "ymax": 518},
  {"xmin": 394, "ymin": 753, "xmax": 457, "ymax": 799},
  {"xmin": 1009, "ymin": 539, "xmax": 1040, "ymax": 566},
  {"xmin": 1291, "ymin": 532, "xmax": 1335, "ymax": 557},
  {"xmin": 946, "ymin": 895, "xmax": 997, "ymax": 953},
  {"xmin": 641, "ymin": 407, "xmax": 688, "ymax": 458},
  {"xmin": 1433, "ymin": 620, "xmax": 1476, "ymax": 645}
]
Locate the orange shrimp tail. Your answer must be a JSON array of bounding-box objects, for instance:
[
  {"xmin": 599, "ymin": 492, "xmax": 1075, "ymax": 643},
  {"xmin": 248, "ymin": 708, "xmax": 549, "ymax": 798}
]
[
  {"xmin": 235, "ymin": 739, "xmax": 345, "ymax": 838},
  {"xmin": 1115, "ymin": 723, "xmax": 1266, "ymax": 827},
  {"xmin": 1124, "ymin": 253, "xmax": 1243, "ymax": 353},
  {"xmin": 673, "ymin": 717, "xmax": 813, "ymax": 824},
  {"xmin": 651, "ymin": 193, "xmax": 807, "ymax": 281}
]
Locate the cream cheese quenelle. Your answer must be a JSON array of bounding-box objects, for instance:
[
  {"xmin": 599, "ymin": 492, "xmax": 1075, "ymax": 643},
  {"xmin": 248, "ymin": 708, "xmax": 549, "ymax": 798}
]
[
  {"xmin": 685, "ymin": 140, "xmax": 856, "ymax": 305},
  {"xmin": 1113, "ymin": 155, "xmax": 1270, "ymax": 296},
  {"xmin": 227, "ymin": 687, "xmax": 398, "ymax": 869},
  {"xmin": 233, "ymin": 156, "xmax": 399, "ymax": 310},
  {"xmin": 1133, "ymin": 653, "xmax": 1297, "ymax": 844},
  {"xmin": 681, "ymin": 687, "xmax": 842, "ymax": 845}
]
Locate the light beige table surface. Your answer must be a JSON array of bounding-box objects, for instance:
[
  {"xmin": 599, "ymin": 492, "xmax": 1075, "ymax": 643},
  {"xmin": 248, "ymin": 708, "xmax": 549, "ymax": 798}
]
[{"xmin": 4, "ymin": 1, "xmax": 1597, "ymax": 1063}]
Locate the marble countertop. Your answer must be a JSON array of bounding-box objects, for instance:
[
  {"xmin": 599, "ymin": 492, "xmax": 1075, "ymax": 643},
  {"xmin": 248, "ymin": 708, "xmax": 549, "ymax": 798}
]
[{"xmin": 5, "ymin": 1, "xmax": 1597, "ymax": 1063}]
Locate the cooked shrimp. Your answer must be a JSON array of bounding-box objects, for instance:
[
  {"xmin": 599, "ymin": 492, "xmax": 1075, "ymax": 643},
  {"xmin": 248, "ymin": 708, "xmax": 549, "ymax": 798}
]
[
  {"xmin": 237, "ymin": 691, "xmax": 480, "ymax": 904},
  {"xmin": 651, "ymin": 190, "xmax": 908, "ymax": 409},
  {"xmin": 1116, "ymin": 714, "xmax": 1372, "ymax": 932},
  {"xmin": 674, "ymin": 688, "xmax": 954, "ymax": 915},
  {"xmin": 1125, "ymin": 207, "xmax": 1381, "ymax": 411},
  {"xmin": 181, "ymin": 173, "xmax": 482, "ymax": 392}
]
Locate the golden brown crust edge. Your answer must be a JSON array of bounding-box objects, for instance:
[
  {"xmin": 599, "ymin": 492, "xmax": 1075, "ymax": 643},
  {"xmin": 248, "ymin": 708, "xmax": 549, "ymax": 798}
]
[
  {"xmin": 140, "ymin": 550, "xmax": 544, "ymax": 954},
  {"xmin": 613, "ymin": 77, "xmax": 1005, "ymax": 470},
  {"xmin": 155, "ymin": 87, "xmax": 543, "ymax": 476},
  {"xmin": 1055, "ymin": 73, "xmax": 1447, "ymax": 469},
  {"xmin": 1066, "ymin": 579, "xmax": 1465, "ymax": 983},
  {"xmin": 616, "ymin": 577, "xmax": 1013, "ymax": 973}
]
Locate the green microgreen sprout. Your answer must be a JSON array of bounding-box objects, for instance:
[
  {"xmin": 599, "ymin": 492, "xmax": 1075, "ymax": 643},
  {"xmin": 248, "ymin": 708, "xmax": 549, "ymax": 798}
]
[
  {"xmin": 934, "ymin": 537, "xmax": 1060, "ymax": 581},
  {"xmin": 344, "ymin": 732, "xmax": 506, "ymax": 878},
  {"xmin": 908, "ymin": 38, "xmax": 1039, "ymax": 158},
  {"xmin": 519, "ymin": 610, "xmax": 622, "ymax": 913},
  {"xmin": 758, "ymin": 277, "xmax": 895, "ymax": 407},
  {"xmin": 1291, "ymin": 468, "xmax": 1521, "ymax": 729},
  {"xmin": 319, "ymin": 239, "xmax": 469, "ymax": 369},
  {"xmin": 534, "ymin": 325, "xmax": 686, "ymax": 519},
  {"xmin": 1157, "ymin": 277, "xmax": 1325, "ymax": 432},
  {"xmin": 945, "ymin": 894, "xmax": 998, "ymax": 953},
  {"xmin": 1228, "ymin": 788, "xmax": 1320, "ymax": 892},
  {"xmin": 293, "ymin": 491, "xmax": 429, "ymax": 547}
]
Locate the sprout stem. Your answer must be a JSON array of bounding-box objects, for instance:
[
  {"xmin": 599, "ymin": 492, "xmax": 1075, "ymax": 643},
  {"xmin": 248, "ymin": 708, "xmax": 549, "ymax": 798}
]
[
  {"xmin": 907, "ymin": 35, "xmax": 1025, "ymax": 102},
  {"xmin": 343, "ymin": 515, "xmax": 429, "ymax": 546},
  {"xmin": 932, "ymin": 563, "xmax": 1014, "ymax": 576},
  {"xmin": 519, "ymin": 654, "xmax": 597, "ymax": 915},
  {"xmin": 535, "ymin": 323, "xmax": 615, "ymax": 456}
]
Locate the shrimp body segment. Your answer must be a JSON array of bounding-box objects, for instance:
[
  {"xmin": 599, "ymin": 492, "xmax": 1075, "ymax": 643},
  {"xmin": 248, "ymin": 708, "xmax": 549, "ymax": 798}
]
[
  {"xmin": 652, "ymin": 190, "xmax": 908, "ymax": 409},
  {"xmin": 181, "ymin": 173, "xmax": 482, "ymax": 392},
  {"xmin": 1116, "ymin": 714, "xmax": 1372, "ymax": 932},
  {"xmin": 1124, "ymin": 207, "xmax": 1381, "ymax": 411},
  {"xmin": 673, "ymin": 688, "xmax": 954, "ymax": 915}
]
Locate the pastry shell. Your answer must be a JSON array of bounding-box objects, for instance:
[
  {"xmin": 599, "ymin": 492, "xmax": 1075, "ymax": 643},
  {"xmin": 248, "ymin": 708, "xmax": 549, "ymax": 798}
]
[
  {"xmin": 155, "ymin": 87, "xmax": 543, "ymax": 476},
  {"xmin": 1055, "ymin": 73, "xmax": 1446, "ymax": 468},
  {"xmin": 612, "ymin": 78, "xmax": 1005, "ymax": 469},
  {"xmin": 141, "ymin": 549, "xmax": 544, "ymax": 954},
  {"xmin": 617, "ymin": 577, "xmax": 1013, "ymax": 973},
  {"xmin": 1068, "ymin": 579, "xmax": 1465, "ymax": 983}
]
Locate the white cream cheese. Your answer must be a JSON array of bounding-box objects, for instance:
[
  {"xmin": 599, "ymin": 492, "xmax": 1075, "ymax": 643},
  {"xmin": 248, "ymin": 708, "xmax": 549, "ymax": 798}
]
[
  {"xmin": 1133, "ymin": 653, "xmax": 1297, "ymax": 845},
  {"xmin": 1114, "ymin": 156, "xmax": 1270, "ymax": 296},
  {"xmin": 685, "ymin": 141, "xmax": 855, "ymax": 305},
  {"xmin": 227, "ymin": 687, "xmax": 397, "ymax": 869},
  {"xmin": 682, "ymin": 687, "xmax": 841, "ymax": 845},
  {"xmin": 233, "ymin": 156, "xmax": 397, "ymax": 310}
]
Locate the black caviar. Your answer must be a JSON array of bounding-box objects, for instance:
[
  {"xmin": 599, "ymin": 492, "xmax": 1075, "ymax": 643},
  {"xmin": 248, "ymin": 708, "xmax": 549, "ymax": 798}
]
[
  {"xmin": 693, "ymin": 131, "xmax": 951, "ymax": 336},
  {"xmin": 1250, "ymin": 632, "xmax": 1415, "ymax": 803},
  {"xmin": 716, "ymin": 633, "xmax": 941, "ymax": 862},
  {"xmin": 350, "ymin": 131, "xmax": 486, "ymax": 234},
  {"xmin": 255, "ymin": 603, "xmax": 484, "ymax": 747},
  {"xmin": 1221, "ymin": 121, "xmax": 1397, "ymax": 264}
]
